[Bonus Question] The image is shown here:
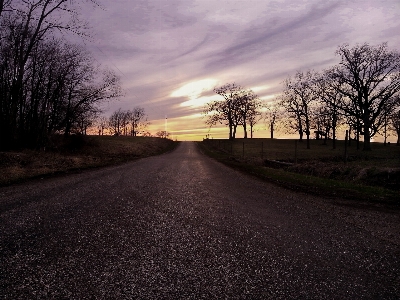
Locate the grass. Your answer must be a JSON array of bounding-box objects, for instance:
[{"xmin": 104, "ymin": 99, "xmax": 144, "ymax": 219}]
[
  {"xmin": 207, "ymin": 138, "xmax": 399, "ymax": 164},
  {"xmin": 199, "ymin": 138, "xmax": 400, "ymax": 205},
  {"xmin": 0, "ymin": 135, "xmax": 178, "ymax": 186}
]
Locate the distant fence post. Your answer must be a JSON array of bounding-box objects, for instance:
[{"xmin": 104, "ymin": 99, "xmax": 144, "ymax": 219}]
[
  {"xmin": 344, "ymin": 130, "xmax": 348, "ymax": 163},
  {"xmin": 294, "ymin": 140, "xmax": 298, "ymax": 164}
]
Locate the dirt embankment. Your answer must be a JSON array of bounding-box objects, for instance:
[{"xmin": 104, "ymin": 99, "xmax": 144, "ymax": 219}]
[{"xmin": 0, "ymin": 135, "xmax": 177, "ymax": 186}]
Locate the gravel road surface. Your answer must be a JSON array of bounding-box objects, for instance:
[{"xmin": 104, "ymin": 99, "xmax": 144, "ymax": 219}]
[{"xmin": 1, "ymin": 142, "xmax": 399, "ymax": 299}]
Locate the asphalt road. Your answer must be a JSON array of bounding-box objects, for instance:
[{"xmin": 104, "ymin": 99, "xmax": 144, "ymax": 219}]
[{"xmin": 1, "ymin": 142, "xmax": 399, "ymax": 299}]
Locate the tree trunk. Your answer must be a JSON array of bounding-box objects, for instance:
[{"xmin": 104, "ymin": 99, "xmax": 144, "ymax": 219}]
[
  {"xmin": 332, "ymin": 116, "xmax": 337, "ymax": 150},
  {"xmin": 299, "ymin": 130, "xmax": 303, "ymax": 141},
  {"xmin": 298, "ymin": 115, "xmax": 303, "ymax": 141},
  {"xmin": 232, "ymin": 125, "xmax": 237, "ymax": 139},
  {"xmin": 305, "ymin": 116, "xmax": 311, "ymax": 149},
  {"xmin": 316, "ymin": 120, "xmax": 321, "ymax": 140},
  {"xmin": 362, "ymin": 110, "xmax": 372, "ymax": 151},
  {"xmin": 270, "ymin": 123, "xmax": 274, "ymax": 139}
]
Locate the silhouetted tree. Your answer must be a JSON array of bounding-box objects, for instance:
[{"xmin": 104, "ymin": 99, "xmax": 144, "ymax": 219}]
[
  {"xmin": 204, "ymin": 83, "xmax": 262, "ymax": 139},
  {"xmin": 156, "ymin": 131, "xmax": 169, "ymax": 138},
  {"xmin": 0, "ymin": 0, "xmax": 110, "ymax": 149},
  {"xmin": 264, "ymin": 101, "xmax": 282, "ymax": 139},
  {"xmin": 96, "ymin": 116, "xmax": 108, "ymax": 135},
  {"xmin": 204, "ymin": 83, "xmax": 242, "ymax": 139},
  {"xmin": 315, "ymin": 72, "xmax": 345, "ymax": 149},
  {"xmin": 388, "ymin": 98, "xmax": 400, "ymax": 145},
  {"xmin": 128, "ymin": 107, "xmax": 149, "ymax": 136},
  {"xmin": 109, "ymin": 109, "xmax": 125, "ymax": 136},
  {"xmin": 281, "ymin": 71, "xmax": 316, "ymax": 149},
  {"xmin": 326, "ymin": 43, "xmax": 400, "ymax": 151},
  {"xmin": 236, "ymin": 89, "xmax": 262, "ymax": 138}
]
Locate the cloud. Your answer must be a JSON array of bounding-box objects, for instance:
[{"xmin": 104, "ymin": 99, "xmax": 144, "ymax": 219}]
[
  {"xmin": 73, "ymin": 0, "xmax": 400, "ymax": 140},
  {"xmin": 171, "ymin": 78, "xmax": 217, "ymax": 99}
]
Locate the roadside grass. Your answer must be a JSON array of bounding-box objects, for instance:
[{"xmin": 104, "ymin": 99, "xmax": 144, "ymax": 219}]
[
  {"xmin": 199, "ymin": 139, "xmax": 400, "ymax": 205},
  {"xmin": 0, "ymin": 135, "xmax": 178, "ymax": 186}
]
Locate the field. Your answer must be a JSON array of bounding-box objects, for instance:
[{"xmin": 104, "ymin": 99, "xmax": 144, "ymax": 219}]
[
  {"xmin": 0, "ymin": 135, "xmax": 177, "ymax": 186},
  {"xmin": 201, "ymin": 138, "xmax": 400, "ymax": 202},
  {"xmin": 205, "ymin": 138, "xmax": 399, "ymax": 164}
]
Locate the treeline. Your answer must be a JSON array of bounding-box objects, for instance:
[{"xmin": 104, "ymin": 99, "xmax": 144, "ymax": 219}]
[
  {"xmin": 278, "ymin": 43, "xmax": 400, "ymax": 151},
  {"xmin": 205, "ymin": 43, "xmax": 400, "ymax": 151},
  {"xmin": 101, "ymin": 107, "xmax": 149, "ymax": 136},
  {"xmin": 95, "ymin": 108, "xmax": 171, "ymax": 139},
  {"xmin": 0, "ymin": 1, "xmax": 121, "ymax": 150}
]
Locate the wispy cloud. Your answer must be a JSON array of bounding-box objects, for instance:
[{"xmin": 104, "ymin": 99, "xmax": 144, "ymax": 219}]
[{"xmin": 74, "ymin": 0, "xmax": 400, "ymax": 140}]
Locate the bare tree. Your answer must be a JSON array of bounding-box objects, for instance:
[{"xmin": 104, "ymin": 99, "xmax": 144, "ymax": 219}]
[
  {"xmin": 264, "ymin": 101, "xmax": 282, "ymax": 139},
  {"xmin": 326, "ymin": 43, "xmax": 400, "ymax": 151},
  {"xmin": 0, "ymin": 0, "xmax": 11, "ymax": 19},
  {"xmin": 315, "ymin": 73, "xmax": 345, "ymax": 149},
  {"xmin": 236, "ymin": 89, "xmax": 262, "ymax": 138},
  {"xmin": 109, "ymin": 109, "xmax": 125, "ymax": 136},
  {"xmin": 129, "ymin": 107, "xmax": 148, "ymax": 136},
  {"xmin": 281, "ymin": 71, "xmax": 316, "ymax": 149},
  {"xmin": 204, "ymin": 83, "xmax": 243, "ymax": 139},
  {"xmin": 156, "ymin": 131, "xmax": 169, "ymax": 139},
  {"xmin": 73, "ymin": 105, "xmax": 99, "ymax": 135},
  {"xmin": 96, "ymin": 115, "xmax": 108, "ymax": 135},
  {"xmin": 388, "ymin": 97, "xmax": 400, "ymax": 145},
  {"xmin": 0, "ymin": 0, "xmax": 106, "ymax": 149},
  {"xmin": 204, "ymin": 83, "xmax": 262, "ymax": 139},
  {"xmin": 312, "ymin": 106, "xmax": 335, "ymax": 145},
  {"xmin": 142, "ymin": 131, "xmax": 152, "ymax": 137}
]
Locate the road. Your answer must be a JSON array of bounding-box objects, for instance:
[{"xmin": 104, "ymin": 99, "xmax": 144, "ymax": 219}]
[{"xmin": 1, "ymin": 142, "xmax": 399, "ymax": 299}]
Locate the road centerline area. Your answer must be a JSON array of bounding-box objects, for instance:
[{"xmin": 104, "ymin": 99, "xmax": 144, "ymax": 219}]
[{"xmin": 1, "ymin": 142, "xmax": 399, "ymax": 299}]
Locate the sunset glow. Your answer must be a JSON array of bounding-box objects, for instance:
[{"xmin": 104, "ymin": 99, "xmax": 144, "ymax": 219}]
[{"xmin": 76, "ymin": 0, "xmax": 400, "ymax": 142}]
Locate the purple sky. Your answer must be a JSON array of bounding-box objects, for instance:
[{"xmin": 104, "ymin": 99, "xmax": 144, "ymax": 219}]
[{"xmin": 75, "ymin": 0, "xmax": 400, "ymax": 140}]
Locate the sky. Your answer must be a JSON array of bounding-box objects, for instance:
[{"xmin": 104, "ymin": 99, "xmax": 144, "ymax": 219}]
[{"xmin": 74, "ymin": 0, "xmax": 400, "ymax": 141}]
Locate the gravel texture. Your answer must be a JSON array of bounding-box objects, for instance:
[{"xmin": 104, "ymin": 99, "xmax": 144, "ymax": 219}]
[{"xmin": 1, "ymin": 142, "xmax": 399, "ymax": 299}]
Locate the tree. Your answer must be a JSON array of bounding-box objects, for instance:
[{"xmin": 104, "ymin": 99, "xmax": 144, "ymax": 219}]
[
  {"xmin": 205, "ymin": 83, "xmax": 243, "ymax": 139},
  {"xmin": 281, "ymin": 71, "xmax": 316, "ymax": 149},
  {"xmin": 327, "ymin": 43, "xmax": 400, "ymax": 151},
  {"xmin": 236, "ymin": 89, "xmax": 262, "ymax": 138},
  {"xmin": 264, "ymin": 101, "xmax": 282, "ymax": 139},
  {"xmin": 109, "ymin": 109, "xmax": 125, "ymax": 136},
  {"xmin": 128, "ymin": 107, "xmax": 148, "ymax": 136},
  {"xmin": 96, "ymin": 115, "xmax": 108, "ymax": 135},
  {"xmin": 204, "ymin": 83, "xmax": 262, "ymax": 139},
  {"xmin": 0, "ymin": 0, "xmax": 107, "ymax": 149},
  {"xmin": 156, "ymin": 131, "xmax": 169, "ymax": 139},
  {"xmin": 0, "ymin": 0, "xmax": 11, "ymax": 19},
  {"xmin": 72, "ymin": 105, "xmax": 99, "ymax": 135},
  {"xmin": 142, "ymin": 131, "xmax": 152, "ymax": 137},
  {"xmin": 315, "ymin": 73, "xmax": 345, "ymax": 149},
  {"xmin": 1, "ymin": 1, "xmax": 82, "ymax": 146},
  {"xmin": 388, "ymin": 99, "xmax": 400, "ymax": 145}
]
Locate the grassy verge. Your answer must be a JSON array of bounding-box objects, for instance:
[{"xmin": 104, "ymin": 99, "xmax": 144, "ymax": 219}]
[
  {"xmin": 198, "ymin": 140, "xmax": 399, "ymax": 206},
  {"xmin": 0, "ymin": 135, "xmax": 179, "ymax": 186}
]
